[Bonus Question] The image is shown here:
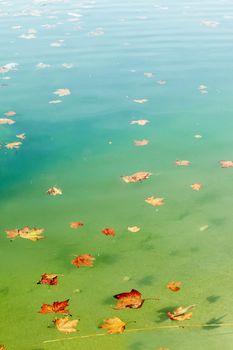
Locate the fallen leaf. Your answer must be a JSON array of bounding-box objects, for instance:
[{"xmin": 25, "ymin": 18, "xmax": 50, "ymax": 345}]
[
  {"xmin": 100, "ymin": 317, "xmax": 126, "ymax": 334},
  {"xmin": 145, "ymin": 196, "xmax": 164, "ymax": 207},
  {"xmin": 157, "ymin": 80, "xmax": 166, "ymax": 85},
  {"xmin": 5, "ymin": 226, "xmax": 44, "ymax": 241},
  {"xmin": 133, "ymin": 99, "xmax": 148, "ymax": 103},
  {"xmin": 122, "ymin": 171, "xmax": 152, "ymax": 183},
  {"xmin": 114, "ymin": 289, "xmax": 144, "ymax": 309},
  {"xmin": 72, "ymin": 254, "xmax": 95, "ymax": 268},
  {"xmin": 191, "ymin": 183, "xmax": 203, "ymax": 191},
  {"xmin": 201, "ymin": 20, "xmax": 219, "ymax": 28},
  {"xmin": 130, "ymin": 119, "xmax": 149, "ymax": 126},
  {"xmin": 134, "ymin": 139, "xmax": 149, "ymax": 146},
  {"xmin": 219, "ymin": 160, "xmax": 233, "ymax": 168},
  {"xmin": 176, "ymin": 160, "xmax": 190, "ymax": 166},
  {"xmin": 0, "ymin": 118, "xmax": 15, "ymax": 125},
  {"xmin": 16, "ymin": 133, "xmax": 26, "ymax": 140},
  {"xmin": 70, "ymin": 222, "xmax": 84, "ymax": 229},
  {"xmin": 0, "ymin": 345, "xmax": 6, "ymax": 350},
  {"xmin": 49, "ymin": 100, "xmax": 62, "ymax": 104},
  {"xmin": 54, "ymin": 316, "xmax": 79, "ymax": 333},
  {"xmin": 40, "ymin": 299, "xmax": 69, "ymax": 314},
  {"xmin": 194, "ymin": 134, "xmax": 202, "ymax": 139},
  {"xmin": 167, "ymin": 304, "xmax": 195, "ymax": 321},
  {"xmin": 54, "ymin": 88, "xmax": 71, "ymax": 97},
  {"xmin": 200, "ymin": 225, "xmax": 209, "ymax": 232},
  {"xmin": 37, "ymin": 273, "xmax": 58, "ymax": 285},
  {"xmin": 101, "ymin": 228, "xmax": 115, "ymax": 236},
  {"xmin": 47, "ymin": 187, "xmax": 62, "ymax": 196},
  {"xmin": 167, "ymin": 281, "xmax": 181, "ymax": 292},
  {"xmin": 144, "ymin": 72, "xmax": 154, "ymax": 78},
  {"xmin": 128, "ymin": 226, "xmax": 140, "ymax": 233},
  {"xmin": 4, "ymin": 111, "xmax": 16, "ymax": 117},
  {"xmin": 5, "ymin": 142, "xmax": 22, "ymax": 149}
]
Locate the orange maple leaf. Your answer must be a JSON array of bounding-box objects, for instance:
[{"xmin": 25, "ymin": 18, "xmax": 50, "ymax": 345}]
[
  {"xmin": 114, "ymin": 289, "xmax": 144, "ymax": 309},
  {"xmin": 37, "ymin": 273, "xmax": 58, "ymax": 285},
  {"xmin": 167, "ymin": 281, "xmax": 181, "ymax": 292},
  {"xmin": 5, "ymin": 142, "xmax": 22, "ymax": 149},
  {"xmin": 39, "ymin": 299, "xmax": 69, "ymax": 314},
  {"xmin": 191, "ymin": 183, "xmax": 202, "ymax": 191},
  {"xmin": 167, "ymin": 305, "xmax": 195, "ymax": 321},
  {"xmin": 70, "ymin": 222, "xmax": 84, "ymax": 229},
  {"xmin": 100, "ymin": 317, "xmax": 126, "ymax": 334},
  {"xmin": 72, "ymin": 254, "xmax": 95, "ymax": 268},
  {"xmin": 122, "ymin": 171, "xmax": 152, "ymax": 183},
  {"xmin": 219, "ymin": 160, "xmax": 233, "ymax": 168},
  {"xmin": 101, "ymin": 228, "xmax": 115, "ymax": 236},
  {"xmin": 53, "ymin": 316, "xmax": 79, "ymax": 333},
  {"xmin": 145, "ymin": 196, "xmax": 164, "ymax": 207}
]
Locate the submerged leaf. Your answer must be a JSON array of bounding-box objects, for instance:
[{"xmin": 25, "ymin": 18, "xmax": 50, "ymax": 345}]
[
  {"xmin": 114, "ymin": 289, "xmax": 144, "ymax": 309},
  {"xmin": 72, "ymin": 254, "xmax": 95, "ymax": 268},
  {"xmin": 40, "ymin": 299, "xmax": 69, "ymax": 314},
  {"xmin": 145, "ymin": 196, "xmax": 164, "ymax": 207},
  {"xmin": 122, "ymin": 171, "xmax": 152, "ymax": 183},
  {"xmin": 133, "ymin": 99, "xmax": 148, "ymax": 103},
  {"xmin": 101, "ymin": 228, "xmax": 115, "ymax": 236},
  {"xmin": 4, "ymin": 111, "xmax": 16, "ymax": 117},
  {"xmin": 54, "ymin": 316, "xmax": 79, "ymax": 333},
  {"xmin": 5, "ymin": 142, "xmax": 22, "ymax": 149},
  {"xmin": 38, "ymin": 273, "xmax": 58, "ymax": 285},
  {"xmin": 54, "ymin": 88, "xmax": 71, "ymax": 97},
  {"xmin": 100, "ymin": 317, "xmax": 126, "ymax": 334}
]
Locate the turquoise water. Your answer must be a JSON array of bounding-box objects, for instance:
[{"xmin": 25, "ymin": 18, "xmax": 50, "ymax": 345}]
[{"xmin": 1, "ymin": 0, "xmax": 233, "ymax": 349}]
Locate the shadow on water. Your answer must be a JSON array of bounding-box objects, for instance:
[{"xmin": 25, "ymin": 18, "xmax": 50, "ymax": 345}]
[
  {"xmin": 137, "ymin": 275, "xmax": 155, "ymax": 286},
  {"xmin": 129, "ymin": 341, "xmax": 144, "ymax": 350},
  {"xmin": 206, "ymin": 295, "xmax": 221, "ymax": 303},
  {"xmin": 97, "ymin": 253, "xmax": 119, "ymax": 265},
  {"xmin": 0, "ymin": 287, "xmax": 9, "ymax": 296},
  {"xmin": 157, "ymin": 306, "xmax": 178, "ymax": 323},
  {"xmin": 203, "ymin": 315, "xmax": 226, "ymax": 330}
]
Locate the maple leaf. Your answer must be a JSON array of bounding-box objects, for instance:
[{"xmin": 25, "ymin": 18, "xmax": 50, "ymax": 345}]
[
  {"xmin": 0, "ymin": 345, "xmax": 6, "ymax": 350},
  {"xmin": 100, "ymin": 317, "xmax": 126, "ymax": 334},
  {"xmin": 70, "ymin": 222, "xmax": 84, "ymax": 229},
  {"xmin": 72, "ymin": 254, "xmax": 95, "ymax": 268},
  {"xmin": 4, "ymin": 111, "xmax": 16, "ymax": 117},
  {"xmin": 54, "ymin": 88, "xmax": 71, "ymax": 97},
  {"xmin": 219, "ymin": 160, "xmax": 233, "ymax": 168},
  {"xmin": 5, "ymin": 226, "xmax": 44, "ymax": 241},
  {"xmin": 16, "ymin": 133, "xmax": 26, "ymax": 140},
  {"xmin": 53, "ymin": 316, "xmax": 79, "ymax": 333},
  {"xmin": 191, "ymin": 183, "xmax": 202, "ymax": 191},
  {"xmin": 130, "ymin": 119, "xmax": 149, "ymax": 126},
  {"xmin": 114, "ymin": 289, "xmax": 144, "ymax": 309},
  {"xmin": 5, "ymin": 142, "xmax": 22, "ymax": 149},
  {"xmin": 0, "ymin": 118, "xmax": 15, "ymax": 125},
  {"xmin": 167, "ymin": 305, "xmax": 195, "ymax": 321},
  {"xmin": 176, "ymin": 160, "xmax": 190, "ymax": 166},
  {"xmin": 128, "ymin": 226, "xmax": 140, "ymax": 233},
  {"xmin": 134, "ymin": 139, "xmax": 149, "ymax": 146},
  {"xmin": 40, "ymin": 299, "xmax": 69, "ymax": 314},
  {"xmin": 37, "ymin": 273, "xmax": 58, "ymax": 285},
  {"xmin": 47, "ymin": 187, "xmax": 62, "ymax": 196},
  {"xmin": 167, "ymin": 281, "xmax": 181, "ymax": 292},
  {"xmin": 145, "ymin": 196, "xmax": 164, "ymax": 207},
  {"xmin": 122, "ymin": 171, "xmax": 152, "ymax": 183},
  {"xmin": 101, "ymin": 228, "xmax": 115, "ymax": 236}
]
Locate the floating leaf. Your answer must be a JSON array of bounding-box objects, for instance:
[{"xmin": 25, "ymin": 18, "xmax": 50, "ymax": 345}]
[
  {"xmin": 4, "ymin": 111, "xmax": 16, "ymax": 117},
  {"xmin": 167, "ymin": 304, "xmax": 195, "ymax": 321},
  {"xmin": 114, "ymin": 289, "xmax": 144, "ymax": 309},
  {"xmin": 53, "ymin": 316, "xmax": 79, "ymax": 333},
  {"xmin": 40, "ymin": 299, "xmax": 69, "ymax": 314},
  {"xmin": 145, "ymin": 196, "xmax": 164, "ymax": 207},
  {"xmin": 16, "ymin": 133, "xmax": 26, "ymax": 140},
  {"xmin": 54, "ymin": 88, "xmax": 71, "ymax": 97},
  {"xmin": 144, "ymin": 72, "xmax": 154, "ymax": 78},
  {"xmin": 0, "ymin": 118, "xmax": 15, "ymax": 125},
  {"xmin": 219, "ymin": 160, "xmax": 233, "ymax": 168},
  {"xmin": 100, "ymin": 317, "xmax": 126, "ymax": 334},
  {"xmin": 157, "ymin": 80, "xmax": 166, "ymax": 85},
  {"xmin": 5, "ymin": 226, "xmax": 44, "ymax": 241},
  {"xmin": 47, "ymin": 187, "xmax": 62, "ymax": 196},
  {"xmin": 130, "ymin": 119, "xmax": 149, "ymax": 126},
  {"xmin": 0, "ymin": 345, "xmax": 6, "ymax": 350},
  {"xmin": 134, "ymin": 139, "xmax": 149, "ymax": 146},
  {"xmin": 122, "ymin": 171, "xmax": 152, "ymax": 183},
  {"xmin": 128, "ymin": 226, "xmax": 140, "ymax": 233},
  {"xmin": 101, "ymin": 228, "xmax": 115, "ymax": 236},
  {"xmin": 133, "ymin": 99, "xmax": 148, "ymax": 103},
  {"xmin": 37, "ymin": 273, "xmax": 58, "ymax": 285},
  {"xmin": 176, "ymin": 160, "xmax": 190, "ymax": 166},
  {"xmin": 167, "ymin": 281, "xmax": 181, "ymax": 292},
  {"xmin": 72, "ymin": 254, "xmax": 95, "ymax": 268},
  {"xmin": 70, "ymin": 222, "xmax": 84, "ymax": 229},
  {"xmin": 191, "ymin": 183, "xmax": 202, "ymax": 191},
  {"xmin": 5, "ymin": 142, "xmax": 22, "ymax": 149}
]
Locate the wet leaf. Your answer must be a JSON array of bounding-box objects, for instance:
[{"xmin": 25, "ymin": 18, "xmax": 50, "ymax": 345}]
[
  {"xmin": 191, "ymin": 183, "xmax": 202, "ymax": 191},
  {"xmin": 70, "ymin": 222, "xmax": 84, "ymax": 229},
  {"xmin": 167, "ymin": 304, "xmax": 195, "ymax": 321},
  {"xmin": 16, "ymin": 133, "xmax": 26, "ymax": 140},
  {"xmin": 4, "ymin": 111, "xmax": 16, "ymax": 117},
  {"xmin": 219, "ymin": 160, "xmax": 233, "ymax": 168},
  {"xmin": 134, "ymin": 139, "xmax": 149, "ymax": 146},
  {"xmin": 176, "ymin": 160, "xmax": 190, "ymax": 166},
  {"xmin": 114, "ymin": 289, "xmax": 144, "ymax": 309},
  {"xmin": 130, "ymin": 119, "xmax": 149, "ymax": 126},
  {"xmin": 5, "ymin": 226, "xmax": 44, "ymax": 241},
  {"xmin": 128, "ymin": 226, "xmax": 140, "ymax": 233},
  {"xmin": 38, "ymin": 273, "xmax": 58, "ymax": 285},
  {"xmin": 157, "ymin": 80, "xmax": 166, "ymax": 85},
  {"xmin": 5, "ymin": 142, "xmax": 22, "ymax": 149},
  {"xmin": 101, "ymin": 228, "xmax": 115, "ymax": 236},
  {"xmin": 47, "ymin": 187, "xmax": 62, "ymax": 196},
  {"xmin": 40, "ymin": 299, "xmax": 69, "ymax": 314},
  {"xmin": 145, "ymin": 196, "xmax": 164, "ymax": 207},
  {"xmin": 122, "ymin": 171, "xmax": 152, "ymax": 183},
  {"xmin": 72, "ymin": 254, "xmax": 95, "ymax": 268},
  {"xmin": 53, "ymin": 316, "xmax": 79, "ymax": 333},
  {"xmin": 0, "ymin": 118, "xmax": 15, "ymax": 125},
  {"xmin": 167, "ymin": 281, "xmax": 181, "ymax": 292},
  {"xmin": 54, "ymin": 88, "xmax": 71, "ymax": 97},
  {"xmin": 0, "ymin": 345, "xmax": 6, "ymax": 350},
  {"xmin": 100, "ymin": 317, "xmax": 126, "ymax": 334},
  {"xmin": 133, "ymin": 99, "xmax": 148, "ymax": 103},
  {"xmin": 144, "ymin": 72, "xmax": 154, "ymax": 78}
]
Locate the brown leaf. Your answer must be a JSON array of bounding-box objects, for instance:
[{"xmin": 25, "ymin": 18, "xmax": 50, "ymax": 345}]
[
  {"xmin": 101, "ymin": 228, "xmax": 115, "ymax": 236},
  {"xmin": 100, "ymin": 317, "xmax": 126, "ymax": 334},
  {"xmin": 40, "ymin": 299, "xmax": 69, "ymax": 314},
  {"xmin": 122, "ymin": 171, "xmax": 152, "ymax": 183},
  {"xmin": 72, "ymin": 254, "xmax": 95, "ymax": 268},
  {"xmin": 219, "ymin": 160, "xmax": 233, "ymax": 168},
  {"xmin": 5, "ymin": 142, "xmax": 22, "ymax": 149},
  {"xmin": 70, "ymin": 222, "xmax": 84, "ymax": 229},
  {"xmin": 0, "ymin": 118, "xmax": 15, "ymax": 125},
  {"xmin": 167, "ymin": 304, "xmax": 195, "ymax": 321},
  {"xmin": 114, "ymin": 289, "xmax": 144, "ymax": 309},
  {"xmin": 53, "ymin": 316, "xmax": 79, "ymax": 333},
  {"xmin": 176, "ymin": 160, "xmax": 190, "ymax": 166},
  {"xmin": 167, "ymin": 281, "xmax": 181, "ymax": 292},
  {"xmin": 0, "ymin": 345, "xmax": 6, "ymax": 350},
  {"xmin": 5, "ymin": 226, "xmax": 44, "ymax": 241},
  {"xmin": 47, "ymin": 187, "xmax": 62, "ymax": 196},
  {"xmin": 38, "ymin": 273, "xmax": 58, "ymax": 285},
  {"xmin": 145, "ymin": 196, "xmax": 164, "ymax": 207},
  {"xmin": 134, "ymin": 139, "xmax": 149, "ymax": 146},
  {"xmin": 191, "ymin": 183, "xmax": 202, "ymax": 191}
]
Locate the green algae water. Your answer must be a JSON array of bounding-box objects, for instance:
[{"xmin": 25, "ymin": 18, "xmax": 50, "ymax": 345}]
[{"xmin": 1, "ymin": 0, "xmax": 233, "ymax": 349}]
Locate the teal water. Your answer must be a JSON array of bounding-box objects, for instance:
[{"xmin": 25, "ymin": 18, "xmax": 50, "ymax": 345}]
[{"xmin": 1, "ymin": 0, "xmax": 233, "ymax": 349}]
